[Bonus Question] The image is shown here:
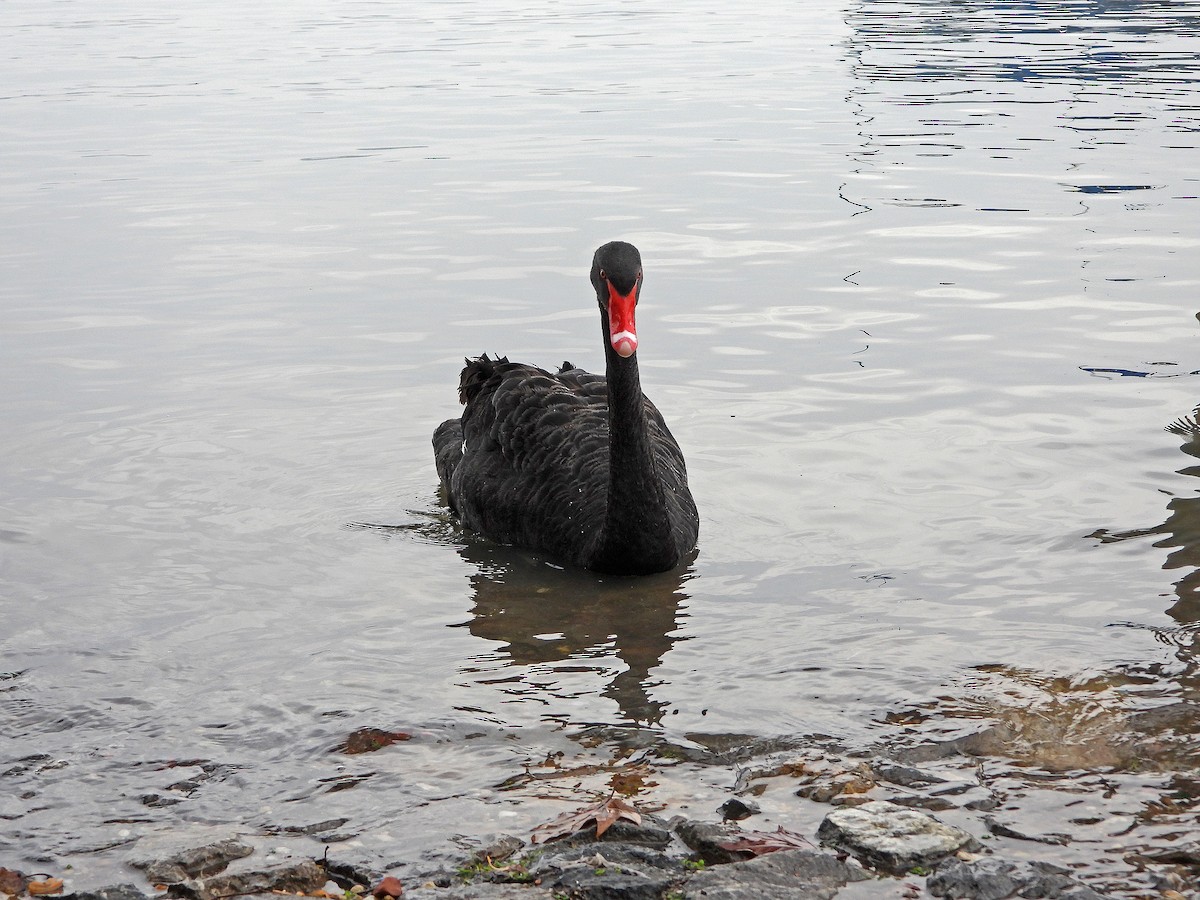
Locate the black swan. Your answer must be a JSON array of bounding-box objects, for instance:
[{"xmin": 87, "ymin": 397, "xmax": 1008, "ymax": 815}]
[{"xmin": 432, "ymin": 241, "xmax": 699, "ymax": 575}]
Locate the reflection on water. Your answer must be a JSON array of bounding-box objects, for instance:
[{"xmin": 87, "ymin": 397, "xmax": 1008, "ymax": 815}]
[
  {"xmin": 1081, "ymin": 365, "xmax": 1200, "ymax": 378},
  {"xmin": 842, "ymin": 0, "xmax": 1199, "ymax": 225},
  {"xmin": 847, "ymin": 0, "xmax": 1200, "ymax": 84},
  {"xmin": 363, "ymin": 516, "xmax": 694, "ymax": 726},
  {"xmin": 454, "ymin": 545, "xmax": 692, "ymax": 727},
  {"xmin": 1091, "ymin": 404, "xmax": 1200, "ymax": 625}
]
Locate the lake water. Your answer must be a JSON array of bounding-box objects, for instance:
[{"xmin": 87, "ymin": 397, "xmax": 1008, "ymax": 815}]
[{"xmin": 2, "ymin": 0, "xmax": 1199, "ymax": 895}]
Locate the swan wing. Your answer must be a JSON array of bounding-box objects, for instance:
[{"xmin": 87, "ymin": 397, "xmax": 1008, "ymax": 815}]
[{"xmin": 450, "ymin": 357, "xmax": 610, "ymax": 563}]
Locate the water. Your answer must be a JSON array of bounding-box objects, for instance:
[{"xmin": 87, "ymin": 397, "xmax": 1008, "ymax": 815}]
[{"xmin": 2, "ymin": 0, "xmax": 1199, "ymax": 894}]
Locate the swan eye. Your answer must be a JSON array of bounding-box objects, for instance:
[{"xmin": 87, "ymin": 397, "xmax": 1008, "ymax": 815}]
[{"xmin": 598, "ymin": 268, "xmax": 607, "ymax": 281}]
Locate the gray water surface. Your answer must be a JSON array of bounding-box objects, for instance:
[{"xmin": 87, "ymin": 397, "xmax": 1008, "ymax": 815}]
[{"xmin": 2, "ymin": 1, "xmax": 1199, "ymax": 894}]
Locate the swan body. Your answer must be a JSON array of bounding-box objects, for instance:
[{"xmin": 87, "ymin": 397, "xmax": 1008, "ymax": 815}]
[{"xmin": 433, "ymin": 241, "xmax": 698, "ymax": 575}]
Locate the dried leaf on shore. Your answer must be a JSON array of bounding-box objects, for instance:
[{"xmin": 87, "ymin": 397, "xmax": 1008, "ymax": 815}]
[
  {"xmin": 0, "ymin": 868, "xmax": 29, "ymax": 896},
  {"xmin": 719, "ymin": 825, "xmax": 815, "ymax": 857},
  {"xmin": 531, "ymin": 796, "xmax": 642, "ymax": 844},
  {"xmin": 28, "ymin": 878, "xmax": 65, "ymax": 896},
  {"xmin": 371, "ymin": 876, "xmax": 404, "ymax": 898}
]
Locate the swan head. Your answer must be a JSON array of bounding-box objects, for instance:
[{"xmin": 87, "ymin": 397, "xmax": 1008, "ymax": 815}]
[{"xmin": 591, "ymin": 241, "xmax": 643, "ymax": 359}]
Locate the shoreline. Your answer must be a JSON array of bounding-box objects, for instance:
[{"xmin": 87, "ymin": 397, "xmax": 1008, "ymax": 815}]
[{"xmin": 23, "ymin": 739, "xmax": 1197, "ymax": 900}]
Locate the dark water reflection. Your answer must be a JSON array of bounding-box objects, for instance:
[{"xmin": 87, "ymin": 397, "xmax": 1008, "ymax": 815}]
[
  {"xmin": 1092, "ymin": 405, "xmax": 1200, "ymax": 626},
  {"xmin": 847, "ymin": 0, "xmax": 1200, "ymax": 84},
  {"xmin": 355, "ymin": 516, "xmax": 692, "ymax": 725},
  {"xmin": 456, "ymin": 554, "xmax": 691, "ymax": 728}
]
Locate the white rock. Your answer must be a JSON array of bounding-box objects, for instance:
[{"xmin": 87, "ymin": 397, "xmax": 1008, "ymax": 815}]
[{"xmin": 817, "ymin": 800, "xmax": 979, "ymax": 874}]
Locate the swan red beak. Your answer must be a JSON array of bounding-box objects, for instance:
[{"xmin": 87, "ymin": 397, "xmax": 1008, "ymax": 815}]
[{"xmin": 607, "ymin": 281, "xmax": 638, "ymax": 358}]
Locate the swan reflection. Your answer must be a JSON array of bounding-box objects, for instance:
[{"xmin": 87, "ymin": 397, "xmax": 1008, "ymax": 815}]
[
  {"xmin": 350, "ymin": 514, "xmax": 694, "ymax": 725},
  {"xmin": 450, "ymin": 537, "xmax": 695, "ymax": 726},
  {"xmin": 1090, "ymin": 405, "xmax": 1200, "ymax": 628}
]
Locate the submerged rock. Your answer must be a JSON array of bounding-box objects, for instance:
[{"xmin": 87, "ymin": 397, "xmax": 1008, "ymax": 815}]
[
  {"xmin": 871, "ymin": 761, "xmax": 948, "ymax": 788},
  {"xmin": 166, "ymin": 859, "xmax": 326, "ymax": 900},
  {"xmin": 131, "ymin": 838, "xmax": 254, "ymax": 884},
  {"xmin": 928, "ymin": 857, "xmax": 1107, "ymax": 900},
  {"xmin": 531, "ymin": 841, "xmax": 687, "ymax": 900},
  {"xmin": 895, "ymin": 725, "xmax": 1015, "ymax": 764},
  {"xmin": 683, "ymin": 848, "xmax": 869, "ymax": 900},
  {"xmin": 816, "ymin": 800, "xmax": 979, "ymax": 875},
  {"xmin": 982, "ymin": 814, "xmax": 1069, "ymax": 845},
  {"xmin": 64, "ymin": 885, "xmax": 152, "ymax": 900},
  {"xmin": 888, "ymin": 794, "xmax": 957, "ymax": 812},
  {"xmin": 275, "ymin": 817, "xmax": 351, "ymax": 837}
]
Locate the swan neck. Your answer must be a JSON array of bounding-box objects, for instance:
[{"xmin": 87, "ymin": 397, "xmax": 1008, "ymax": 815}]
[{"xmin": 596, "ymin": 335, "xmax": 676, "ymax": 573}]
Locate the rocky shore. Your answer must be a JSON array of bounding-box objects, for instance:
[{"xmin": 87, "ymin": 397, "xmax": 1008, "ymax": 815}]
[
  {"xmin": 10, "ymin": 732, "xmax": 1197, "ymax": 900},
  {"xmin": 51, "ymin": 798, "xmax": 1116, "ymax": 900}
]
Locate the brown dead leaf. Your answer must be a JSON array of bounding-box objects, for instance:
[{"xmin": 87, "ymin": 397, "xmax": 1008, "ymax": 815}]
[
  {"xmin": 335, "ymin": 728, "xmax": 412, "ymax": 755},
  {"xmin": 608, "ymin": 767, "xmax": 656, "ymax": 797},
  {"xmin": 0, "ymin": 868, "xmax": 29, "ymax": 897},
  {"xmin": 371, "ymin": 876, "xmax": 403, "ymax": 899},
  {"xmin": 595, "ymin": 796, "xmax": 641, "ymax": 837},
  {"xmin": 530, "ymin": 797, "xmax": 642, "ymax": 844},
  {"xmin": 28, "ymin": 878, "xmax": 64, "ymax": 896},
  {"xmin": 719, "ymin": 826, "xmax": 815, "ymax": 857}
]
